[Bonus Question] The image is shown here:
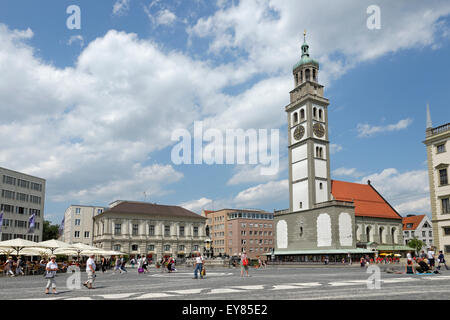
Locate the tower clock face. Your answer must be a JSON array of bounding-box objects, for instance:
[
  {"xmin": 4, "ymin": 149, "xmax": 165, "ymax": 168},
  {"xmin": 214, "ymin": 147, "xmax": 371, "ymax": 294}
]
[
  {"xmin": 313, "ymin": 123, "xmax": 325, "ymax": 138},
  {"xmin": 294, "ymin": 125, "xmax": 305, "ymax": 141}
]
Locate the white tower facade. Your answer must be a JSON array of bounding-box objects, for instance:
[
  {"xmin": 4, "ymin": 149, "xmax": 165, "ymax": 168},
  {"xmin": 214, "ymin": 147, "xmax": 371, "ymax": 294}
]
[{"xmin": 287, "ymin": 34, "xmax": 331, "ymax": 212}]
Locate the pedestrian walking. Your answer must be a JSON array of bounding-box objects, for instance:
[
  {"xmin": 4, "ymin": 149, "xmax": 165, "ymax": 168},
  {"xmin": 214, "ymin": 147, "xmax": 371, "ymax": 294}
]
[
  {"xmin": 15, "ymin": 256, "xmax": 25, "ymax": 276},
  {"xmin": 44, "ymin": 255, "xmax": 58, "ymax": 294},
  {"xmin": 120, "ymin": 256, "xmax": 127, "ymax": 273},
  {"xmin": 3, "ymin": 256, "xmax": 15, "ymax": 277},
  {"xmin": 142, "ymin": 255, "xmax": 149, "ymax": 273},
  {"xmin": 101, "ymin": 256, "xmax": 107, "ymax": 273},
  {"xmin": 114, "ymin": 256, "xmax": 122, "ymax": 274},
  {"xmin": 427, "ymin": 247, "xmax": 436, "ymax": 270},
  {"xmin": 193, "ymin": 252, "xmax": 204, "ymax": 279},
  {"xmin": 240, "ymin": 251, "xmax": 249, "ymax": 277},
  {"xmin": 437, "ymin": 250, "xmax": 449, "ymax": 271},
  {"xmin": 83, "ymin": 254, "xmax": 96, "ymax": 289},
  {"xmin": 130, "ymin": 257, "xmax": 136, "ymax": 269}
]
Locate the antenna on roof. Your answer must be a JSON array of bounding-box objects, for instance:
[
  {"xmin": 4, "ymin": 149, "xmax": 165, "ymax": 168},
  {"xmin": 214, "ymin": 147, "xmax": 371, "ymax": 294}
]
[{"xmin": 367, "ymin": 180, "xmax": 371, "ymax": 185}]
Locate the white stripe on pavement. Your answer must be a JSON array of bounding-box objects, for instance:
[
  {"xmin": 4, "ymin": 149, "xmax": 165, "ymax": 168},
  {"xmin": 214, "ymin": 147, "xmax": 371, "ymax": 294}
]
[
  {"xmin": 167, "ymin": 288, "xmax": 205, "ymax": 294},
  {"xmin": 290, "ymin": 282, "xmax": 322, "ymax": 287},
  {"xmin": 231, "ymin": 285, "xmax": 266, "ymax": 290},
  {"xmin": 208, "ymin": 288, "xmax": 243, "ymax": 294},
  {"xmin": 97, "ymin": 293, "xmax": 137, "ymax": 299},
  {"xmin": 136, "ymin": 293, "xmax": 176, "ymax": 299}
]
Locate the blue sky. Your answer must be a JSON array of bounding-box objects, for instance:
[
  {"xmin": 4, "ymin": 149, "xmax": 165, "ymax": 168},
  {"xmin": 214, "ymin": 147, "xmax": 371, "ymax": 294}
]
[{"xmin": 0, "ymin": 0, "xmax": 449, "ymax": 224}]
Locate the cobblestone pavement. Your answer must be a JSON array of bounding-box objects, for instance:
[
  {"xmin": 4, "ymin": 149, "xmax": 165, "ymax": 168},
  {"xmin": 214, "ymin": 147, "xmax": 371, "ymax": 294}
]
[{"xmin": 1, "ymin": 265, "xmax": 450, "ymax": 300}]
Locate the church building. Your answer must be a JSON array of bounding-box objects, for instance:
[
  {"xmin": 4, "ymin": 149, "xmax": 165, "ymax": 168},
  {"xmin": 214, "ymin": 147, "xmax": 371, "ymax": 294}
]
[{"xmin": 273, "ymin": 33, "xmax": 408, "ymax": 262}]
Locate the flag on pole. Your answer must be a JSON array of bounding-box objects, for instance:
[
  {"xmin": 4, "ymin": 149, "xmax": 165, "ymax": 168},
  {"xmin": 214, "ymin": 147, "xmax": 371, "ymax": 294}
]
[
  {"xmin": 58, "ymin": 217, "xmax": 65, "ymax": 237},
  {"xmin": 28, "ymin": 213, "xmax": 36, "ymax": 233},
  {"xmin": 0, "ymin": 210, "xmax": 4, "ymax": 233}
]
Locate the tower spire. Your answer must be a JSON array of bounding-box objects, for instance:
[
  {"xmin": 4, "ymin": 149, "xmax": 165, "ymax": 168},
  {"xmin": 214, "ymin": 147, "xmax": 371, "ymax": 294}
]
[{"xmin": 426, "ymin": 103, "xmax": 432, "ymax": 129}]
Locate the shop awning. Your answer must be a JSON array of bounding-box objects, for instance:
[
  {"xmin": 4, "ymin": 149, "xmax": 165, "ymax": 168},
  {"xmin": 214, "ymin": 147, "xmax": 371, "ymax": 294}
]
[
  {"xmin": 266, "ymin": 248, "xmax": 375, "ymax": 255},
  {"xmin": 377, "ymin": 245, "xmax": 411, "ymax": 251}
]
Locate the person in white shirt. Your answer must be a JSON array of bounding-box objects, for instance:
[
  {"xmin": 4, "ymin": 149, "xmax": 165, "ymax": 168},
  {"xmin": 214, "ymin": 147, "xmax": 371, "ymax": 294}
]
[
  {"xmin": 84, "ymin": 254, "xmax": 96, "ymax": 289},
  {"xmin": 427, "ymin": 248, "xmax": 436, "ymax": 270},
  {"xmin": 407, "ymin": 252, "xmax": 412, "ymax": 262},
  {"xmin": 193, "ymin": 252, "xmax": 204, "ymax": 279},
  {"xmin": 45, "ymin": 255, "xmax": 59, "ymax": 294}
]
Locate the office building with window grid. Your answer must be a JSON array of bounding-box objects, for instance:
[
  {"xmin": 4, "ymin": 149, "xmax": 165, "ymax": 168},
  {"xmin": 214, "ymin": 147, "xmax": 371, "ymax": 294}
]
[{"xmin": 0, "ymin": 166, "xmax": 45, "ymax": 242}]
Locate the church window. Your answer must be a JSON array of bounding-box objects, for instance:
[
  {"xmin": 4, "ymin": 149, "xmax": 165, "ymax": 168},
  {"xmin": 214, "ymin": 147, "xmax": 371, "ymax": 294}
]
[
  {"xmin": 379, "ymin": 227, "xmax": 384, "ymax": 244},
  {"xmin": 319, "ymin": 109, "xmax": 323, "ymax": 121},
  {"xmin": 300, "ymin": 109, "xmax": 305, "ymax": 121},
  {"xmin": 366, "ymin": 227, "xmax": 371, "ymax": 242},
  {"xmin": 293, "ymin": 112, "xmax": 298, "ymax": 124},
  {"xmin": 391, "ymin": 228, "xmax": 396, "ymax": 244},
  {"xmin": 313, "ymin": 107, "xmax": 317, "ymax": 118},
  {"xmin": 305, "ymin": 69, "xmax": 310, "ymax": 81}
]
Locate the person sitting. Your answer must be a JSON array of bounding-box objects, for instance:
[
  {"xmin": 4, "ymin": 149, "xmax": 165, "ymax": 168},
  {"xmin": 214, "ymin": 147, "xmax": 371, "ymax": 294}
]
[
  {"xmin": 405, "ymin": 260, "xmax": 415, "ymax": 274},
  {"xmin": 416, "ymin": 258, "xmax": 431, "ymax": 273}
]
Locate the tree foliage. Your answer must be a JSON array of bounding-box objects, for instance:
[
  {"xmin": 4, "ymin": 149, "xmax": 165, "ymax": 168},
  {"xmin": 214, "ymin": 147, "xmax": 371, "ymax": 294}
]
[
  {"xmin": 407, "ymin": 237, "xmax": 424, "ymax": 254},
  {"xmin": 42, "ymin": 220, "xmax": 60, "ymax": 241}
]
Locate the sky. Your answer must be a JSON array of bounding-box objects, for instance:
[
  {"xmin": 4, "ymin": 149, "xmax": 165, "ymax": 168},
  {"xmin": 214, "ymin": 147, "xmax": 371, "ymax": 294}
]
[{"xmin": 0, "ymin": 0, "xmax": 449, "ymax": 224}]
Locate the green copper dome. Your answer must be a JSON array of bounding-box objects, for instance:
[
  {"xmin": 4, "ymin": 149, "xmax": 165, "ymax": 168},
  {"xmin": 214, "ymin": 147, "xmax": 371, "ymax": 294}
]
[{"xmin": 293, "ymin": 37, "xmax": 319, "ymax": 70}]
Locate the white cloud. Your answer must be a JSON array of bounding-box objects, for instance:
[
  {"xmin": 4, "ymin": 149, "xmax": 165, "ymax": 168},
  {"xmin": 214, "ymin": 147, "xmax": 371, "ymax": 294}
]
[
  {"xmin": 113, "ymin": 0, "xmax": 130, "ymax": 16},
  {"xmin": 233, "ymin": 179, "xmax": 288, "ymax": 208},
  {"xmin": 179, "ymin": 197, "xmax": 213, "ymax": 213},
  {"xmin": 357, "ymin": 118, "xmax": 413, "ymax": 138},
  {"xmin": 332, "ymin": 167, "xmax": 364, "ymax": 178},
  {"xmin": 156, "ymin": 9, "xmax": 177, "ymax": 26},
  {"xmin": 67, "ymin": 35, "xmax": 84, "ymax": 47},
  {"xmin": 330, "ymin": 144, "xmax": 343, "ymax": 154},
  {"xmin": 358, "ymin": 168, "xmax": 430, "ymax": 215}
]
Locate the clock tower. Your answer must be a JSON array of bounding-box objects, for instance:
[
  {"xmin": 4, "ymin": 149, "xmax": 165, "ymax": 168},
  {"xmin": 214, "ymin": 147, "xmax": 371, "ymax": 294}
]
[{"xmin": 287, "ymin": 32, "xmax": 331, "ymax": 212}]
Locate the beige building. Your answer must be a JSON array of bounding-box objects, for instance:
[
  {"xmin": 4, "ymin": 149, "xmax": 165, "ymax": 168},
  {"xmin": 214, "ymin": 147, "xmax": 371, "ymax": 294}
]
[
  {"xmin": 63, "ymin": 205, "xmax": 106, "ymax": 245},
  {"xmin": 93, "ymin": 201, "xmax": 206, "ymax": 259},
  {"xmin": 202, "ymin": 209, "xmax": 275, "ymax": 259},
  {"xmin": 424, "ymin": 107, "xmax": 450, "ymax": 253},
  {"xmin": 0, "ymin": 167, "xmax": 45, "ymax": 242}
]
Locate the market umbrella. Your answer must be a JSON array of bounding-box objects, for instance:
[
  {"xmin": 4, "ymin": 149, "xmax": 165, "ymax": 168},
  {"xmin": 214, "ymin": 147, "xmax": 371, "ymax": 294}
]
[
  {"xmin": 54, "ymin": 243, "xmax": 102, "ymax": 258},
  {"xmin": 20, "ymin": 247, "xmax": 52, "ymax": 257},
  {"xmin": 38, "ymin": 239, "xmax": 77, "ymax": 254},
  {"xmin": 0, "ymin": 238, "xmax": 42, "ymax": 256}
]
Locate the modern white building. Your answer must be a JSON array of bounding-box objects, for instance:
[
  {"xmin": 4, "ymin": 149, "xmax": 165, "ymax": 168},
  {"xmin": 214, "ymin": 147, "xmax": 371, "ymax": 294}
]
[
  {"xmin": 0, "ymin": 167, "xmax": 45, "ymax": 242},
  {"xmin": 424, "ymin": 106, "xmax": 450, "ymax": 254},
  {"xmin": 63, "ymin": 205, "xmax": 106, "ymax": 245},
  {"xmin": 402, "ymin": 214, "xmax": 433, "ymax": 250}
]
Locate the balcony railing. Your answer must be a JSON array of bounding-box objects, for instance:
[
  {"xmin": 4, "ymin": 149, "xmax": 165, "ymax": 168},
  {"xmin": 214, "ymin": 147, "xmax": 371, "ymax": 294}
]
[{"xmin": 432, "ymin": 123, "xmax": 450, "ymax": 135}]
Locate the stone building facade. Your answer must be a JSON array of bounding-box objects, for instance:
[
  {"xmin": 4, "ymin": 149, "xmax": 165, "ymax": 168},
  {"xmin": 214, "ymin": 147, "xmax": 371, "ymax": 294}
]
[
  {"xmin": 93, "ymin": 201, "xmax": 206, "ymax": 259},
  {"xmin": 424, "ymin": 108, "xmax": 450, "ymax": 253}
]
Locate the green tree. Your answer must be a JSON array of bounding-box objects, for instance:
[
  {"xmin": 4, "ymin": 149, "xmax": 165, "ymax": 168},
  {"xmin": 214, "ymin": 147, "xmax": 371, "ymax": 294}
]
[
  {"xmin": 42, "ymin": 220, "xmax": 60, "ymax": 241},
  {"xmin": 407, "ymin": 237, "xmax": 424, "ymax": 255}
]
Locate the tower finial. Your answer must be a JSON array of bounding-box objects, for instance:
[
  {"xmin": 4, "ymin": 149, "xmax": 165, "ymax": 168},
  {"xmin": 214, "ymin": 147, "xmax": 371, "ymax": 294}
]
[
  {"xmin": 304, "ymin": 29, "xmax": 306, "ymax": 43},
  {"xmin": 426, "ymin": 103, "xmax": 432, "ymax": 129}
]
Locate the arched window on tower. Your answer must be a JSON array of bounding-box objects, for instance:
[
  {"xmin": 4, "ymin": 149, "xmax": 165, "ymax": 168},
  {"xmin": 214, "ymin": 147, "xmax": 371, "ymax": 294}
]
[
  {"xmin": 295, "ymin": 73, "xmax": 298, "ymax": 86},
  {"xmin": 305, "ymin": 69, "xmax": 310, "ymax": 81},
  {"xmin": 300, "ymin": 70, "xmax": 303, "ymax": 83},
  {"xmin": 313, "ymin": 69, "xmax": 316, "ymax": 82},
  {"xmin": 313, "ymin": 107, "xmax": 317, "ymax": 119},
  {"xmin": 319, "ymin": 109, "xmax": 323, "ymax": 121},
  {"xmin": 293, "ymin": 112, "xmax": 298, "ymax": 125},
  {"xmin": 300, "ymin": 109, "xmax": 305, "ymax": 121}
]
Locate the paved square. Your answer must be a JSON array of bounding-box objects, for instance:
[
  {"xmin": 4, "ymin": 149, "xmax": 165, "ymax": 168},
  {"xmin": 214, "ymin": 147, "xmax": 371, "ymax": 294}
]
[{"xmin": 1, "ymin": 265, "xmax": 450, "ymax": 300}]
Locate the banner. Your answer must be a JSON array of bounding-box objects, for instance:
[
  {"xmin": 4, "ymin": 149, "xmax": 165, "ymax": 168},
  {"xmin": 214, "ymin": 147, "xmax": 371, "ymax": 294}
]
[
  {"xmin": 0, "ymin": 210, "xmax": 3, "ymax": 233},
  {"xmin": 59, "ymin": 217, "xmax": 65, "ymax": 237},
  {"xmin": 28, "ymin": 213, "xmax": 35, "ymax": 233}
]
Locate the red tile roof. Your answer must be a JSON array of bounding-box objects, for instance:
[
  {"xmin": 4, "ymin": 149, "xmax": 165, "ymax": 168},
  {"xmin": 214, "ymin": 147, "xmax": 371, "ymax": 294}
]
[
  {"xmin": 402, "ymin": 215, "xmax": 426, "ymax": 231},
  {"xmin": 331, "ymin": 180, "xmax": 402, "ymax": 220}
]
